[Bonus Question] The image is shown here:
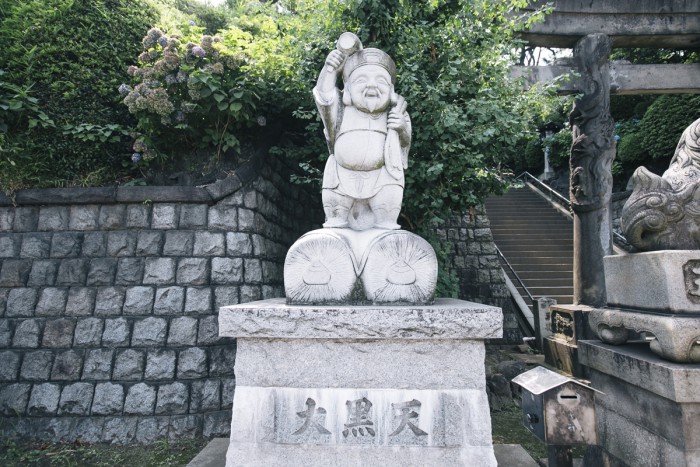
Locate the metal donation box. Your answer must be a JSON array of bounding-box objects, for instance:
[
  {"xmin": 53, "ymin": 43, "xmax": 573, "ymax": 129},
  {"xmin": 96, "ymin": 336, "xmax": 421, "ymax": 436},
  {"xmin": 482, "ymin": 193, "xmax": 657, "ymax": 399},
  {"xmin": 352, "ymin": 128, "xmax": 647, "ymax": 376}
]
[{"xmin": 512, "ymin": 366, "xmax": 598, "ymax": 446}]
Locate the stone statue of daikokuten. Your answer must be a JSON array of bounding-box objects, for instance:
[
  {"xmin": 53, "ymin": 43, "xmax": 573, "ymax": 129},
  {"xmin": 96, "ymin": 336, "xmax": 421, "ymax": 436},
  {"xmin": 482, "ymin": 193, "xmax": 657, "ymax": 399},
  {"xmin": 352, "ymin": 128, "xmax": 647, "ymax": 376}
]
[{"xmin": 314, "ymin": 32, "xmax": 411, "ymax": 230}]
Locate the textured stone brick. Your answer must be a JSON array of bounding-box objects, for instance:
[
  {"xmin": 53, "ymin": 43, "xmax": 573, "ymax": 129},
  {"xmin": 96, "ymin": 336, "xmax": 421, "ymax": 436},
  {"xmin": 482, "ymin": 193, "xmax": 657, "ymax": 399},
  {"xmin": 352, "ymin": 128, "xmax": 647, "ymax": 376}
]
[
  {"xmin": 214, "ymin": 286, "xmax": 239, "ymax": 309},
  {"xmin": 203, "ymin": 411, "xmax": 231, "ymax": 438},
  {"xmin": 243, "ymin": 190, "xmax": 258, "ymax": 209},
  {"xmin": 72, "ymin": 417, "xmax": 105, "ymax": 443},
  {"xmin": 0, "ymin": 319, "xmax": 10, "ymax": 347},
  {"xmin": 35, "ymin": 288, "xmax": 69, "ymax": 316},
  {"xmin": 86, "ymin": 258, "xmax": 117, "ymax": 285},
  {"xmin": 0, "ymin": 259, "xmax": 31, "ymax": 287},
  {"xmin": 0, "ymin": 234, "xmax": 18, "ymax": 258},
  {"xmin": 20, "ymin": 233, "xmax": 52, "ymax": 258},
  {"xmin": 115, "ymin": 258, "xmax": 144, "ymax": 285},
  {"xmin": 98, "ymin": 205, "xmax": 126, "ymax": 230},
  {"xmin": 222, "ymin": 377, "xmax": 235, "ymax": 409},
  {"xmin": 193, "ymin": 232, "xmax": 225, "ymax": 256},
  {"xmin": 244, "ymin": 259, "xmax": 262, "ymax": 283},
  {"xmin": 65, "ymin": 287, "xmax": 96, "ymax": 316},
  {"xmin": 132, "ymin": 317, "xmax": 167, "ymax": 346},
  {"xmin": 0, "ymin": 383, "xmax": 30, "ymax": 415},
  {"xmin": 27, "ymin": 259, "xmax": 59, "ymax": 286},
  {"xmin": 0, "ymin": 208, "xmax": 14, "ymax": 231},
  {"xmin": 211, "ymin": 257, "xmax": 243, "ymax": 285},
  {"xmin": 190, "ymin": 379, "xmax": 221, "ymax": 412},
  {"xmin": 238, "ymin": 208, "xmax": 255, "ymax": 231},
  {"xmin": 162, "ymin": 231, "xmax": 194, "ymax": 256},
  {"xmin": 167, "ymin": 316, "xmax": 197, "ymax": 346},
  {"xmin": 153, "ymin": 286, "xmax": 184, "ymax": 314},
  {"xmin": 135, "ymin": 231, "xmax": 163, "ymax": 256},
  {"xmin": 126, "ymin": 204, "xmax": 151, "ymax": 229},
  {"xmin": 103, "ymin": 416, "xmax": 137, "ymax": 444},
  {"xmin": 113, "ymin": 349, "xmax": 145, "ymax": 380},
  {"xmin": 184, "ymin": 287, "xmax": 212, "ymax": 314},
  {"xmin": 197, "ymin": 316, "xmax": 220, "ymax": 345},
  {"xmin": 102, "ymin": 317, "xmax": 130, "ymax": 346},
  {"xmin": 92, "ymin": 382, "xmax": 124, "ymax": 415},
  {"xmin": 0, "ymin": 350, "xmax": 20, "ymax": 381},
  {"xmin": 81, "ymin": 232, "xmax": 106, "ymax": 257},
  {"xmin": 209, "ymin": 346, "xmax": 236, "ymax": 377},
  {"xmin": 55, "ymin": 258, "xmax": 89, "ymax": 286},
  {"xmin": 152, "ymin": 204, "xmax": 179, "ymax": 229},
  {"xmin": 168, "ymin": 414, "xmax": 201, "ymax": 441},
  {"xmin": 74, "ymin": 317, "xmax": 103, "ymax": 346},
  {"xmin": 155, "ymin": 382, "xmax": 188, "ymax": 415},
  {"xmin": 51, "ymin": 350, "xmax": 84, "ymax": 380},
  {"xmin": 69, "ymin": 205, "xmax": 99, "ymax": 230},
  {"xmin": 13, "ymin": 207, "xmax": 39, "ymax": 232},
  {"xmin": 240, "ymin": 285, "xmax": 261, "ymax": 303},
  {"xmin": 58, "ymin": 382, "xmax": 93, "ymax": 415},
  {"xmin": 207, "ymin": 205, "xmax": 237, "ymax": 230},
  {"xmin": 179, "ymin": 204, "xmax": 208, "ymax": 229},
  {"xmin": 0, "ymin": 288, "xmax": 6, "ymax": 315},
  {"xmin": 143, "ymin": 258, "xmax": 176, "ymax": 285},
  {"xmin": 226, "ymin": 232, "xmax": 252, "ymax": 256},
  {"xmin": 42, "ymin": 318, "xmax": 75, "ymax": 347},
  {"xmin": 12, "ymin": 319, "xmax": 40, "ymax": 347},
  {"xmin": 144, "ymin": 350, "xmax": 176, "ymax": 380},
  {"xmin": 124, "ymin": 382, "xmax": 156, "ymax": 415},
  {"xmin": 6, "ymin": 288, "xmax": 38, "ymax": 317},
  {"xmin": 50, "ymin": 232, "xmax": 83, "ymax": 258},
  {"xmin": 123, "ymin": 286, "xmax": 154, "ymax": 315},
  {"xmin": 94, "ymin": 287, "xmax": 125, "ymax": 316},
  {"xmin": 135, "ymin": 416, "xmax": 169, "ymax": 444},
  {"xmin": 106, "ymin": 232, "xmax": 136, "ymax": 257},
  {"xmin": 178, "ymin": 347, "xmax": 207, "ymax": 379},
  {"xmin": 83, "ymin": 349, "xmax": 114, "ymax": 380},
  {"xmin": 20, "ymin": 350, "xmax": 54, "ymax": 380},
  {"xmin": 27, "ymin": 383, "xmax": 61, "ymax": 415},
  {"xmin": 38, "ymin": 206, "xmax": 69, "ymax": 231},
  {"xmin": 177, "ymin": 258, "xmax": 209, "ymax": 285},
  {"xmin": 262, "ymin": 261, "xmax": 282, "ymax": 283}
]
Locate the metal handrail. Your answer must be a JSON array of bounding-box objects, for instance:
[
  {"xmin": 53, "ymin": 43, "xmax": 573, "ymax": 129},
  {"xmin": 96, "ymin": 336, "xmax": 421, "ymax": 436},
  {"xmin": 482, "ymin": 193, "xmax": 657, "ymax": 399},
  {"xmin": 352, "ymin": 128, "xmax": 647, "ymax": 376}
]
[
  {"xmin": 496, "ymin": 246, "xmax": 536, "ymax": 337},
  {"xmin": 516, "ymin": 171, "xmax": 570, "ymax": 207},
  {"xmin": 515, "ymin": 171, "xmax": 629, "ymax": 246}
]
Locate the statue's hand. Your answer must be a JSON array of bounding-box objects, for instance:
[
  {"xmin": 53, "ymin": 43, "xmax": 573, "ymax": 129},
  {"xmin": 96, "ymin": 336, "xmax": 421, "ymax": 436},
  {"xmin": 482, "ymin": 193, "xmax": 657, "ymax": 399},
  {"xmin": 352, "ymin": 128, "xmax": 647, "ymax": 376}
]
[
  {"xmin": 387, "ymin": 95, "xmax": 408, "ymax": 134},
  {"xmin": 325, "ymin": 50, "xmax": 345, "ymax": 73}
]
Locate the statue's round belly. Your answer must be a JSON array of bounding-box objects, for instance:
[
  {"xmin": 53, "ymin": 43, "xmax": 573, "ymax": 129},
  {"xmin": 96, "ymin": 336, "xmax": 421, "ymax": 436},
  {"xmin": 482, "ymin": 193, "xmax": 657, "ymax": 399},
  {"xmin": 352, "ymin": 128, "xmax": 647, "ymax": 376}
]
[{"xmin": 334, "ymin": 131, "xmax": 385, "ymax": 170}]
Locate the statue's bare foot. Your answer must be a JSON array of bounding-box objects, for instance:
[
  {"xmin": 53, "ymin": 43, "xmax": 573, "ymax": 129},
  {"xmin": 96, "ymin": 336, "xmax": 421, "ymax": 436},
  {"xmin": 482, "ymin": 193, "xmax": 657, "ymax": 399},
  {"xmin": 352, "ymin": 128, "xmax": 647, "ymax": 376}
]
[
  {"xmin": 374, "ymin": 222, "xmax": 400, "ymax": 230},
  {"xmin": 323, "ymin": 219, "xmax": 349, "ymax": 228}
]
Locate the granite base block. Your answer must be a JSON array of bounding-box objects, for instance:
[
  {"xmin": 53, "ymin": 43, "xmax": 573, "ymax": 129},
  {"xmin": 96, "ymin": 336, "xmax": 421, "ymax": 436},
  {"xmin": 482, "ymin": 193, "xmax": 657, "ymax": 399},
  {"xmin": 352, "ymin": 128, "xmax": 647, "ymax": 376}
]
[
  {"xmin": 219, "ymin": 298, "xmax": 502, "ymax": 466},
  {"xmin": 580, "ymin": 341, "xmax": 700, "ymax": 467}
]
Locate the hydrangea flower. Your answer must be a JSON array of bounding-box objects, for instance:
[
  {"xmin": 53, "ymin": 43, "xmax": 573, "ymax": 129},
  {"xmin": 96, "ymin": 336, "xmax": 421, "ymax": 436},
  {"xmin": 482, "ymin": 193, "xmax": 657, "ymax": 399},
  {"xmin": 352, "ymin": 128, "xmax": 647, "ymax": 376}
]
[
  {"xmin": 142, "ymin": 28, "xmax": 164, "ymax": 49},
  {"xmin": 127, "ymin": 65, "xmax": 139, "ymax": 76},
  {"xmin": 188, "ymin": 20, "xmax": 196, "ymax": 26},
  {"xmin": 131, "ymin": 153, "xmax": 142, "ymax": 163},
  {"xmin": 118, "ymin": 83, "xmax": 132, "ymax": 95},
  {"xmin": 191, "ymin": 46, "xmax": 206, "ymax": 58},
  {"xmin": 158, "ymin": 36, "xmax": 169, "ymax": 48}
]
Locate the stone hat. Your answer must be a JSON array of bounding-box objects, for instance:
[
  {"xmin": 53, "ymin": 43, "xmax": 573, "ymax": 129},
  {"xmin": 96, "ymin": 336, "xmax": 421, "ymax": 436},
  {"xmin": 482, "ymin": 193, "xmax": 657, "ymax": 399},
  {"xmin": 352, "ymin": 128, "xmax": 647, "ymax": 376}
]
[{"xmin": 343, "ymin": 48, "xmax": 396, "ymax": 83}]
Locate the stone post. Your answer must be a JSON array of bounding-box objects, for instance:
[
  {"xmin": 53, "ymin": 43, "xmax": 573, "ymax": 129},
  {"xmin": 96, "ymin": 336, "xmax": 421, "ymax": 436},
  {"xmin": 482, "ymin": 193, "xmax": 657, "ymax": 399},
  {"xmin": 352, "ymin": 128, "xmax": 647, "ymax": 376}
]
[{"xmin": 569, "ymin": 34, "xmax": 615, "ymax": 306}]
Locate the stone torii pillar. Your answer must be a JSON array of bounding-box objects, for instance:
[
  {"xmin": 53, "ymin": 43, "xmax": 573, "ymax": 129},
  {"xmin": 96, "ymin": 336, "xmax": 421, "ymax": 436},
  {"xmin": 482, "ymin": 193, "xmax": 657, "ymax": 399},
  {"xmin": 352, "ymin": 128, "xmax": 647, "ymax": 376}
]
[{"xmin": 568, "ymin": 34, "xmax": 615, "ymax": 306}]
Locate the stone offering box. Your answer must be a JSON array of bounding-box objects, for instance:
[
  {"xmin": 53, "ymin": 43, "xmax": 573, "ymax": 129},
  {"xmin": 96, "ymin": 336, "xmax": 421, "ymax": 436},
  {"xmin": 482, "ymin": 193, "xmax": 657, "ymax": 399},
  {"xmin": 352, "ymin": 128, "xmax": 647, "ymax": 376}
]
[
  {"xmin": 588, "ymin": 251, "xmax": 700, "ymax": 362},
  {"xmin": 219, "ymin": 298, "xmax": 502, "ymax": 466}
]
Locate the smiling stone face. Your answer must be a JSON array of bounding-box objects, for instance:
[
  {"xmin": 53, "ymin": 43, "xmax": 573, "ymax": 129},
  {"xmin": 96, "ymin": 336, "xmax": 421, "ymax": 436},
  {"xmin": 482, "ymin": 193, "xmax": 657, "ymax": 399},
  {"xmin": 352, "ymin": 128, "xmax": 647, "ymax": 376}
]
[{"xmin": 347, "ymin": 65, "xmax": 393, "ymax": 114}]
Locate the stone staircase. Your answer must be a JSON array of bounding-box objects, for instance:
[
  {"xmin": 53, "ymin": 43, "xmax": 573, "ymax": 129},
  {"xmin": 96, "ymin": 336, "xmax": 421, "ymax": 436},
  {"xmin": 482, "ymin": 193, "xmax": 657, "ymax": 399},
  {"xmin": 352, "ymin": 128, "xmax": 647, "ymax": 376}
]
[{"xmin": 485, "ymin": 185, "xmax": 574, "ymax": 314}]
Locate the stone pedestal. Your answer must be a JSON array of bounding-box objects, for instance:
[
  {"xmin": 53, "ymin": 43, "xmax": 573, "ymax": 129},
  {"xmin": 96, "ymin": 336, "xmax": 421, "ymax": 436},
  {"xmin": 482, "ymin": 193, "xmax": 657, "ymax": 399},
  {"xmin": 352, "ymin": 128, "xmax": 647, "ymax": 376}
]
[
  {"xmin": 589, "ymin": 252, "xmax": 700, "ymax": 363},
  {"xmin": 580, "ymin": 341, "xmax": 700, "ymax": 467},
  {"xmin": 218, "ymin": 298, "xmax": 502, "ymax": 466}
]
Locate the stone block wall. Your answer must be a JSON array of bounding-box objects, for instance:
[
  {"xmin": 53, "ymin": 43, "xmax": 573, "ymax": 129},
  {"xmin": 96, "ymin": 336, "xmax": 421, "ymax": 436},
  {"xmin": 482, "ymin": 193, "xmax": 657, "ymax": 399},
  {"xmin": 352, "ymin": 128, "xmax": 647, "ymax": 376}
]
[
  {"xmin": 439, "ymin": 207, "xmax": 520, "ymax": 344},
  {"xmin": 0, "ymin": 155, "xmax": 320, "ymax": 444}
]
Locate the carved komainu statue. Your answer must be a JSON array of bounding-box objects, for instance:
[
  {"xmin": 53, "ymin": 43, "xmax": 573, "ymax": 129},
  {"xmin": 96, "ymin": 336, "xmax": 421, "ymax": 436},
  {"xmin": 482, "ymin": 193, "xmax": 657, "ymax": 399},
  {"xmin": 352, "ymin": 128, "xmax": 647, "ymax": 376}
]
[{"xmin": 622, "ymin": 118, "xmax": 700, "ymax": 251}]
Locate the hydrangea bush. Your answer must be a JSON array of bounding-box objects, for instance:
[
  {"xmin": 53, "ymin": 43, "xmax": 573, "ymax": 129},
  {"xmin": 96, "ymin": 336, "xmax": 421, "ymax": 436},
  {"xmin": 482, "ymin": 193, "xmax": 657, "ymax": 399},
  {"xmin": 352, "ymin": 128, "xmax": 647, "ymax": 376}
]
[{"xmin": 122, "ymin": 23, "xmax": 261, "ymax": 163}]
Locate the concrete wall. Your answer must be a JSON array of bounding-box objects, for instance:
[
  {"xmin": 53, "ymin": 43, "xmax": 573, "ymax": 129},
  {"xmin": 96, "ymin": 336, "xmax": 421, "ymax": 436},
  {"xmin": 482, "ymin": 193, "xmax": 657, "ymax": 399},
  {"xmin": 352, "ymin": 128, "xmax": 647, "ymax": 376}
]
[{"xmin": 0, "ymin": 154, "xmax": 321, "ymax": 444}]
